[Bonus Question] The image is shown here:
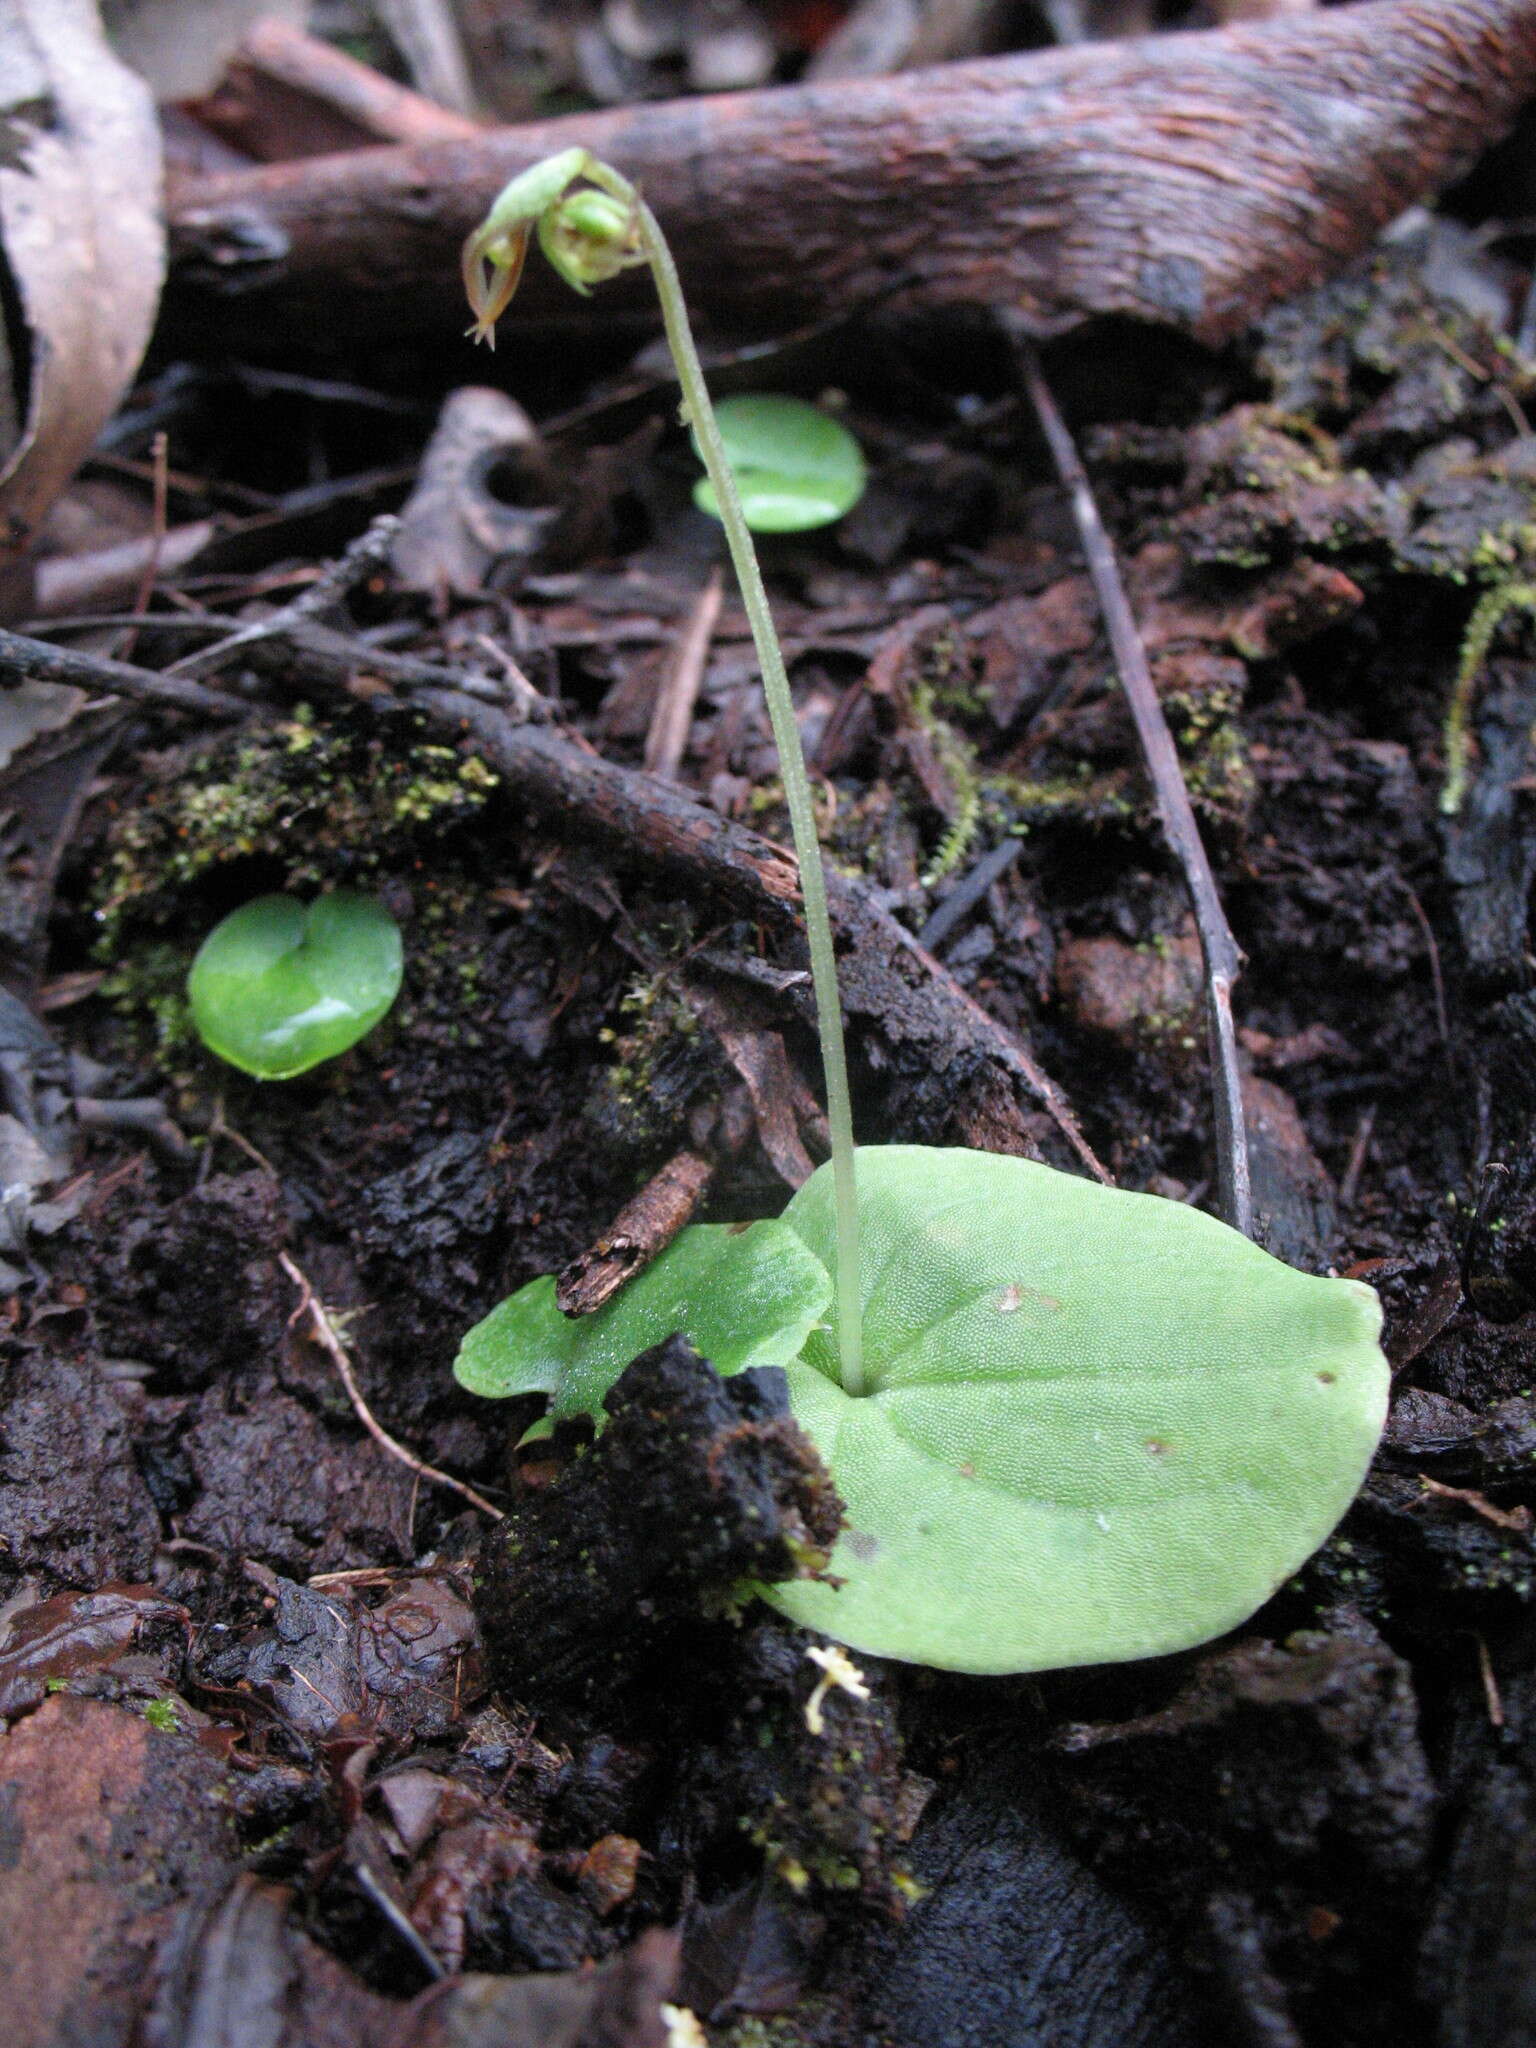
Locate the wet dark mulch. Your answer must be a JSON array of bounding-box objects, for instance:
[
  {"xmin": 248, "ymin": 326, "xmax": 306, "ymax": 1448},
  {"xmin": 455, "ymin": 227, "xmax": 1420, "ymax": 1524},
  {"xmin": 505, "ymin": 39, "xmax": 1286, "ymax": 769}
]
[{"xmin": 3, "ymin": 227, "xmax": 1536, "ymax": 2048}]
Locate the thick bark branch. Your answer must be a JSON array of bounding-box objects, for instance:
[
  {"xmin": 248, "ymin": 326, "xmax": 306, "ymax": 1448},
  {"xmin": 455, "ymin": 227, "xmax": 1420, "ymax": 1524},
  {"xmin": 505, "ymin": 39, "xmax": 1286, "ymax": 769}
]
[{"xmin": 165, "ymin": 0, "xmax": 1536, "ymax": 353}]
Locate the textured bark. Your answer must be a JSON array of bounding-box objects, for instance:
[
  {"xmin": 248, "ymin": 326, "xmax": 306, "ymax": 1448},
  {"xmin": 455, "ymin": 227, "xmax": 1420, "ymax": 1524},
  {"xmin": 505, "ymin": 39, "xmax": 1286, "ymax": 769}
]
[{"xmin": 164, "ymin": 0, "xmax": 1536, "ymax": 353}]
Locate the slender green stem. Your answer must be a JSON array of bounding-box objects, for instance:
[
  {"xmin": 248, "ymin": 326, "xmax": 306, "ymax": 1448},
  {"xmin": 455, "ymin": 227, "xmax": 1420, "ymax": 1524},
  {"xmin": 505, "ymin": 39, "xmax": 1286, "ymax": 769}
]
[{"xmin": 587, "ymin": 165, "xmax": 865, "ymax": 1394}]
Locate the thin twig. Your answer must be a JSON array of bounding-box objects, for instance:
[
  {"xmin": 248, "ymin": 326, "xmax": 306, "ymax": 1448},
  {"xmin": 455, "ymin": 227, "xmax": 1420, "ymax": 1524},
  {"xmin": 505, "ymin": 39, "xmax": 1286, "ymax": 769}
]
[
  {"xmin": 75, "ymin": 1096, "xmax": 191, "ymax": 1160},
  {"xmin": 1403, "ymin": 883, "xmax": 1455, "ymax": 1087},
  {"xmin": 0, "ymin": 627, "xmax": 250, "ymax": 720},
  {"xmin": 645, "ymin": 566, "xmax": 723, "ymax": 779},
  {"xmin": 919, "ymin": 836, "xmax": 1025, "ymax": 953},
  {"xmin": 118, "ymin": 431, "xmax": 170, "ymax": 664},
  {"xmin": 1473, "ymin": 1631, "xmax": 1506, "ymax": 1730},
  {"xmin": 1338, "ymin": 1103, "xmax": 1377, "ymax": 1210},
  {"xmin": 279, "ymin": 1251, "xmax": 504, "ymax": 1521},
  {"xmin": 164, "ymin": 515, "xmax": 403, "ymax": 677},
  {"xmin": 1012, "ymin": 330, "xmax": 1252, "ymax": 1237}
]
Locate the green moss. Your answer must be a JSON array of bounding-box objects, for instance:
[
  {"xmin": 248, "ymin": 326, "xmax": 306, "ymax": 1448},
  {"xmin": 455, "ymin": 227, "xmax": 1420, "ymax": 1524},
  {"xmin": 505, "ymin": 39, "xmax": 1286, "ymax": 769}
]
[
  {"xmin": 1161, "ymin": 687, "xmax": 1255, "ymax": 823},
  {"xmin": 97, "ymin": 941, "xmax": 200, "ymax": 1064},
  {"xmin": 909, "ymin": 668, "xmax": 983, "ymax": 887},
  {"xmin": 93, "ymin": 715, "xmax": 498, "ymax": 945},
  {"xmin": 142, "ymin": 1696, "xmax": 182, "ymax": 1733},
  {"xmin": 988, "ymin": 765, "xmax": 1137, "ymax": 829},
  {"xmin": 589, "ymin": 973, "xmax": 711, "ymax": 1152},
  {"xmin": 723, "ymin": 2010, "xmax": 838, "ymax": 2048},
  {"xmin": 1442, "ymin": 578, "xmax": 1536, "ymax": 813}
]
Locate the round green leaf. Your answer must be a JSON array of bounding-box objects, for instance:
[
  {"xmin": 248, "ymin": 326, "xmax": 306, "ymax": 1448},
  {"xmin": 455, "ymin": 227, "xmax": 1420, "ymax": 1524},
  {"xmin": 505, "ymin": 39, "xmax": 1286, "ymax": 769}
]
[
  {"xmin": 763, "ymin": 1147, "xmax": 1389, "ymax": 1674},
  {"xmin": 187, "ymin": 892, "xmax": 403, "ymax": 1081},
  {"xmin": 693, "ymin": 395, "xmax": 866, "ymax": 533},
  {"xmin": 454, "ymin": 1218, "xmax": 832, "ymax": 1422}
]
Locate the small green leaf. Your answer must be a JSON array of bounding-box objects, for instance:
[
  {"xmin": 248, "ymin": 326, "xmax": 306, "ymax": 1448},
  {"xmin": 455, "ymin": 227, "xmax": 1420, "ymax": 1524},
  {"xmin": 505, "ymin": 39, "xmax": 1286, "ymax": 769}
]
[
  {"xmin": 693, "ymin": 395, "xmax": 866, "ymax": 533},
  {"xmin": 762, "ymin": 1147, "xmax": 1388, "ymax": 1674},
  {"xmin": 187, "ymin": 892, "xmax": 403, "ymax": 1081},
  {"xmin": 454, "ymin": 1218, "xmax": 832, "ymax": 1422}
]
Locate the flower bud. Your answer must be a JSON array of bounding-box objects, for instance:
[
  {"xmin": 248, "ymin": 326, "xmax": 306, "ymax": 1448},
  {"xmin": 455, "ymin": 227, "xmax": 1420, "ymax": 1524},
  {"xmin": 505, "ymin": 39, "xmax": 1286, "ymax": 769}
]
[{"xmin": 537, "ymin": 188, "xmax": 645, "ymax": 295}]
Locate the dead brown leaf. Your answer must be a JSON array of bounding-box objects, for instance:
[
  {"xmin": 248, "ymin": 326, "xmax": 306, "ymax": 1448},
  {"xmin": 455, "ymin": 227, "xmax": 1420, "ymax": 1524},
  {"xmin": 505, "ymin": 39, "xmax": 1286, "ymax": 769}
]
[{"xmin": 0, "ymin": 0, "xmax": 164, "ymax": 569}]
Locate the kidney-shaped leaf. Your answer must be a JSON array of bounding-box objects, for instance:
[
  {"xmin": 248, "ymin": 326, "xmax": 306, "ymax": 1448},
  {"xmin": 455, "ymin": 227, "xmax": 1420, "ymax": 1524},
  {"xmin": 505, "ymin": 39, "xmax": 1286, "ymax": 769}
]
[
  {"xmin": 762, "ymin": 1147, "xmax": 1388, "ymax": 1673},
  {"xmin": 187, "ymin": 892, "xmax": 403, "ymax": 1080},
  {"xmin": 454, "ymin": 1218, "xmax": 832, "ymax": 1422},
  {"xmin": 693, "ymin": 395, "xmax": 866, "ymax": 533}
]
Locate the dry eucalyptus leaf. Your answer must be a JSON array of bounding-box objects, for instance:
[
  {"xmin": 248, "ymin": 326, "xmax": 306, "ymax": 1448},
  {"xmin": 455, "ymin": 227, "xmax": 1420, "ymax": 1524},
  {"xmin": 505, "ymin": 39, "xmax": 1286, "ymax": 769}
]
[
  {"xmin": 101, "ymin": 0, "xmax": 306, "ymax": 101},
  {"xmin": 392, "ymin": 386, "xmax": 556, "ymax": 600},
  {"xmin": 0, "ymin": 0, "xmax": 164, "ymax": 569}
]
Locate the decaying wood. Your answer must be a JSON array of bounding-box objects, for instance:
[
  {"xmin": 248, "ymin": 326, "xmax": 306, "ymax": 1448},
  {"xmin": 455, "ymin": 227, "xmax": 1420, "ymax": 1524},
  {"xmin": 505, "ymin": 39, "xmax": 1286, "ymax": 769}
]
[{"xmin": 163, "ymin": 0, "xmax": 1536, "ymax": 354}]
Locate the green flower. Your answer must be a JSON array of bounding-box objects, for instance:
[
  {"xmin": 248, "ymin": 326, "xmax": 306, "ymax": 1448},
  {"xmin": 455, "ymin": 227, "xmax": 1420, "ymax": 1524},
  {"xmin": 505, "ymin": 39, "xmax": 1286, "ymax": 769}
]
[{"xmin": 461, "ymin": 149, "xmax": 643, "ymax": 342}]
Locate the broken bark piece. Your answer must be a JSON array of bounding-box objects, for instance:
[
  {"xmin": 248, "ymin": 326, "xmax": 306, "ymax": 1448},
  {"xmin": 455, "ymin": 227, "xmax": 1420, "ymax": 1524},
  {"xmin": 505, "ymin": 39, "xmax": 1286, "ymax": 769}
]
[
  {"xmin": 686, "ymin": 983, "xmax": 819, "ymax": 1190},
  {"xmin": 163, "ymin": 1, "xmax": 1536, "ymax": 353},
  {"xmin": 474, "ymin": 1335, "xmax": 843, "ymax": 1716},
  {"xmin": 556, "ymin": 1147, "xmax": 716, "ymax": 1314}
]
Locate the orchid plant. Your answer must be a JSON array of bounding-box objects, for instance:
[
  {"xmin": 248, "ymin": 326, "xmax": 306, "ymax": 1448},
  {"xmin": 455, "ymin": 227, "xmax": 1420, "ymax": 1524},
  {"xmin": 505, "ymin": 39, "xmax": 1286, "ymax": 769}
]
[{"xmin": 454, "ymin": 152, "xmax": 1389, "ymax": 1675}]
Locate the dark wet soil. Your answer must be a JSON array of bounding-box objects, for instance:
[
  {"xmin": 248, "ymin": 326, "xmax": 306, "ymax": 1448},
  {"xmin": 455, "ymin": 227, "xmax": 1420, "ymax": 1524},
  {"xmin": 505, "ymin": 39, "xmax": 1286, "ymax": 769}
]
[{"xmin": 4, "ymin": 231, "xmax": 1536, "ymax": 2048}]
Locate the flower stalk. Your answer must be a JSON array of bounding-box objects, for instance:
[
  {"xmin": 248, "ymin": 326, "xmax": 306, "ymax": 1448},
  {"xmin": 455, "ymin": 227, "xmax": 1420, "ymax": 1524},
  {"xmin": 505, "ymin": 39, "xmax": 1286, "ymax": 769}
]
[{"xmin": 464, "ymin": 153, "xmax": 866, "ymax": 1395}]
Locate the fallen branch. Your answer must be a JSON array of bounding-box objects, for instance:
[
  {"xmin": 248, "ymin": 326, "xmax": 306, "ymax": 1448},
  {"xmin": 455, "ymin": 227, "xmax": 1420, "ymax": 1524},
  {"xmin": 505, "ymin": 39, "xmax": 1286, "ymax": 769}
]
[
  {"xmin": 0, "ymin": 625, "xmax": 250, "ymax": 720},
  {"xmin": 164, "ymin": 0, "xmax": 1536, "ymax": 354},
  {"xmin": 7, "ymin": 606, "xmax": 1100, "ymax": 1171}
]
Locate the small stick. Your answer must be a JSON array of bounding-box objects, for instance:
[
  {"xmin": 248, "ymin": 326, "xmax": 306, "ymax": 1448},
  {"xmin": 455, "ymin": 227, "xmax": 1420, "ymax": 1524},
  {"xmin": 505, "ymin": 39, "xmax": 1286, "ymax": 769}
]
[
  {"xmin": 1338, "ymin": 1103, "xmax": 1376, "ymax": 1209},
  {"xmin": 919, "ymin": 836, "xmax": 1025, "ymax": 953},
  {"xmin": 556, "ymin": 1147, "xmax": 716, "ymax": 1313},
  {"xmin": 644, "ymin": 566, "xmax": 723, "ymax": 780},
  {"xmin": 75, "ymin": 1095, "xmax": 191, "ymax": 1160},
  {"xmin": 1013, "ymin": 332, "xmax": 1252, "ymax": 1238},
  {"xmin": 118, "ymin": 431, "xmax": 170, "ymax": 664},
  {"xmin": 165, "ymin": 514, "xmax": 402, "ymax": 677},
  {"xmin": 280, "ymin": 1251, "xmax": 503, "ymax": 1521},
  {"xmin": 1473, "ymin": 1631, "xmax": 1506, "ymax": 1730},
  {"xmin": 0, "ymin": 627, "xmax": 250, "ymax": 720},
  {"xmin": 1403, "ymin": 883, "xmax": 1454, "ymax": 1080}
]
